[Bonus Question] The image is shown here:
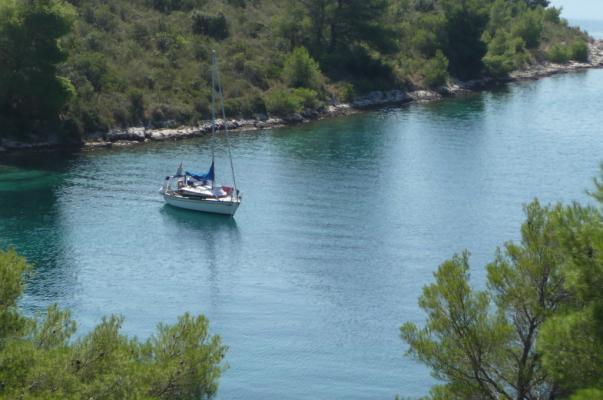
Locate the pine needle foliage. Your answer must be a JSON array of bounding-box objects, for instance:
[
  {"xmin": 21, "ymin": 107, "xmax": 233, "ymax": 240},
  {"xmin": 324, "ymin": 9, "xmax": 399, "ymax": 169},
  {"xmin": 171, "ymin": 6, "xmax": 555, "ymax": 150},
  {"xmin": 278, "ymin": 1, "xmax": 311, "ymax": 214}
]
[{"xmin": 0, "ymin": 249, "xmax": 227, "ymax": 400}]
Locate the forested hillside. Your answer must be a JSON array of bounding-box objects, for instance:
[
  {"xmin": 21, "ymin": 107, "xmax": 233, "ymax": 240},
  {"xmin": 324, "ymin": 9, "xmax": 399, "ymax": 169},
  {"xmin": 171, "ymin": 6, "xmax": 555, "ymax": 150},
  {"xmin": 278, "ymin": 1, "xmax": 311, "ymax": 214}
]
[{"xmin": 0, "ymin": 0, "xmax": 591, "ymax": 139}]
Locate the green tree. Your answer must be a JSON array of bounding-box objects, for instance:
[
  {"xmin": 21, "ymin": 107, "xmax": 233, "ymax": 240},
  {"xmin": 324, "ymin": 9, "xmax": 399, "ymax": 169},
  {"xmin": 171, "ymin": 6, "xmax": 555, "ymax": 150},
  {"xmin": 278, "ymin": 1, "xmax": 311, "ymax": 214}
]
[
  {"xmin": 438, "ymin": 0, "xmax": 489, "ymax": 79},
  {"xmin": 538, "ymin": 171, "xmax": 603, "ymax": 397},
  {"xmin": 272, "ymin": 6, "xmax": 310, "ymax": 50},
  {"xmin": 510, "ymin": 7, "xmax": 543, "ymax": 49},
  {"xmin": 570, "ymin": 39, "xmax": 589, "ymax": 62},
  {"xmin": 546, "ymin": 43, "xmax": 571, "ymax": 63},
  {"xmin": 421, "ymin": 50, "xmax": 449, "ymax": 87},
  {"xmin": 325, "ymin": 0, "xmax": 393, "ymax": 53},
  {"xmin": 282, "ymin": 47, "xmax": 323, "ymax": 89},
  {"xmin": 292, "ymin": 0, "xmax": 393, "ymax": 54},
  {"xmin": 0, "ymin": 0, "xmax": 590, "ymax": 134},
  {"xmin": 0, "ymin": 249, "xmax": 227, "ymax": 399},
  {"xmin": 191, "ymin": 12, "xmax": 229, "ymax": 40},
  {"xmin": 264, "ymin": 87, "xmax": 303, "ymax": 115},
  {"xmin": 410, "ymin": 13, "xmax": 447, "ymax": 58},
  {"xmin": 0, "ymin": 0, "xmax": 76, "ymax": 136},
  {"xmin": 483, "ymin": 32, "xmax": 527, "ymax": 77},
  {"xmin": 291, "ymin": 0, "xmax": 395, "ymax": 77},
  {"xmin": 401, "ymin": 200, "xmax": 569, "ymax": 400},
  {"xmin": 525, "ymin": 0, "xmax": 549, "ymax": 8},
  {"xmin": 402, "ymin": 168, "xmax": 603, "ymax": 399}
]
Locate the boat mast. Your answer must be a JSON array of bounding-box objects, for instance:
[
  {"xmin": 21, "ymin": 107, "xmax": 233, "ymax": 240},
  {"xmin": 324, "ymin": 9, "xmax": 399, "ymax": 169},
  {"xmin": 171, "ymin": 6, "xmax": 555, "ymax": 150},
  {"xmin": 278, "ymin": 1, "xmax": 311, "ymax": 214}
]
[
  {"xmin": 210, "ymin": 50, "xmax": 217, "ymax": 189},
  {"xmin": 214, "ymin": 51, "xmax": 238, "ymax": 200}
]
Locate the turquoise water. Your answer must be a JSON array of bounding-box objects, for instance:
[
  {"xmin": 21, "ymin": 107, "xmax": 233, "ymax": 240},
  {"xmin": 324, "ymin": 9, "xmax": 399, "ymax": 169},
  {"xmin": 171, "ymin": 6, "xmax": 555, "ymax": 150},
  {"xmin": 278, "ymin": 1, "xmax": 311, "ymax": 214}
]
[{"xmin": 1, "ymin": 68, "xmax": 603, "ymax": 398}]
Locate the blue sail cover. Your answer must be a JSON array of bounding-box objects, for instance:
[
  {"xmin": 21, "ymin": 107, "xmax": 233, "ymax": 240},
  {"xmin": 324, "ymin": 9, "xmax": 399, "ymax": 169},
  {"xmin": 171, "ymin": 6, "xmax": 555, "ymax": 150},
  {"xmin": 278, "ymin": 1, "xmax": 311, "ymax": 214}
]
[{"xmin": 186, "ymin": 161, "xmax": 215, "ymax": 181}]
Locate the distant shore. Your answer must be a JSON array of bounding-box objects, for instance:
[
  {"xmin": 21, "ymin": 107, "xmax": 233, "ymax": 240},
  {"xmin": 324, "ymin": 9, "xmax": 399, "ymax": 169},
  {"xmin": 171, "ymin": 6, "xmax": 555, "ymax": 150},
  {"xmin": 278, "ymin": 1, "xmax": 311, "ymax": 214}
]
[{"xmin": 2, "ymin": 40, "xmax": 602, "ymax": 153}]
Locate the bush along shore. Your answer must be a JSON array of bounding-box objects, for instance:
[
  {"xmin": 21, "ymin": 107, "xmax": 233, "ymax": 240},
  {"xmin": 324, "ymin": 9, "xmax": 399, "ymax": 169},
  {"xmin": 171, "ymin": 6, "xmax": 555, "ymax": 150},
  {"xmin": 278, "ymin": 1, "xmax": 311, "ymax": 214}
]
[
  {"xmin": 2, "ymin": 39, "xmax": 601, "ymax": 152},
  {"xmin": 1, "ymin": 0, "xmax": 601, "ymax": 152}
]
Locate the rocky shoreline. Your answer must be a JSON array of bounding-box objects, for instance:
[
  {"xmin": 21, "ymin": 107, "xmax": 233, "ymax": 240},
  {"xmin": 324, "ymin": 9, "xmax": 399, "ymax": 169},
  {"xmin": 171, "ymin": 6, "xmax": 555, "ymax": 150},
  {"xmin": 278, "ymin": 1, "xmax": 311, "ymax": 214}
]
[{"xmin": 2, "ymin": 40, "xmax": 602, "ymax": 153}]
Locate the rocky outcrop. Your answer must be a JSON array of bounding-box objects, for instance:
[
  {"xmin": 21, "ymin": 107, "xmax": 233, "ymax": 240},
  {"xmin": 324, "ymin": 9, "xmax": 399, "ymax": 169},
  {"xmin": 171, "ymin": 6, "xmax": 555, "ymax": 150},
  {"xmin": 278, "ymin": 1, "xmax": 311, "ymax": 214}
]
[
  {"xmin": 590, "ymin": 40, "xmax": 603, "ymax": 65},
  {"xmin": 81, "ymin": 117, "xmax": 290, "ymax": 148},
  {"xmin": 325, "ymin": 104, "xmax": 352, "ymax": 115}
]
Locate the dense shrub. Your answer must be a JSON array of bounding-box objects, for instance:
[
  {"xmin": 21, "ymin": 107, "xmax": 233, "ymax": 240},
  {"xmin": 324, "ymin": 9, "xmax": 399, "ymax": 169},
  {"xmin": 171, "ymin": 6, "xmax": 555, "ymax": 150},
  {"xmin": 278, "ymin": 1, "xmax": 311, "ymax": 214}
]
[
  {"xmin": 511, "ymin": 9, "xmax": 543, "ymax": 49},
  {"xmin": 191, "ymin": 12, "xmax": 228, "ymax": 40},
  {"xmin": 546, "ymin": 43, "xmax": 571, "ymax": 63},
  {"xmin": 93, "ymin": 5, "xmax": 118, "ymax": 32},
  {"xmin": 0, "ymin": 0, "xmax": 76, "ymax": 138},
  {"xmin": 411, "ymin": 13, "xmax": 447, "ymax": 58},
  {"xmin": 0, "ymin": 0, "xmax": 592, "ymax": 137},
  {"xmin": 483, "ymin": 54, "xmax": 515, "ymax": 76},
  {"xmin": 543, "ymin": 7, "xmax": 562, "ymax": 24},
  {"xmin": 544, "ymin": 39, "xmax": 588, "ymax": 64},
  {"xmin": 292, "ymin": 88, "xmax": 320, "ymax": 109},
  {"xmin": 570, "ymin": 39, "xmax": 589, "ymax": 62},
  {"xmin": 223, "ymin": 87, "xmax": 266, "ymax": 117},
  {"xmin": 0, "ymin": 249, "xmax": 227, "ymax": 400},
  {"xmin": 282, "ymin": 47, "xmax": 323, "ymax": 90},
  {"xmin": 72, "ymin": 53, "xmax": 111, "ymax": 91},
  {"xmin": 264, "ymin": 88, "xmax": 303, "ymax": 115},
  {"xmin": 338, "ymin": 82, "xmax": 355, "ymax": 102},
  {"xmin": 148, "ymin": 0, "xmax": 206, "ymax": 13},
  {"xmin": 323, "ymin": 44, "xmax": 395, "ymax": 84},
  {"xmin": 483, "ymin": 32, "xmax": 527, "ymax": 77},
  {"xmin": 421, "ymin": 50, "xmax": 449, "ymax": 87},
  {"xmin": 128, "ymin": 89, "xmax": 145, "ymax": 124},
  {"xmin": 438, "ymin": 0, "xmax": 489, "ymax": 79}
]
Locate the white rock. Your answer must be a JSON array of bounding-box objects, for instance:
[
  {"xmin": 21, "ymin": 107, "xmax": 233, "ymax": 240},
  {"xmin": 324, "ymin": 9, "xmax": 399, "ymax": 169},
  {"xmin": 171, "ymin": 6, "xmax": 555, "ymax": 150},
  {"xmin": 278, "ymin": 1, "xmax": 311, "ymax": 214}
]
[{"xmin": 409, "ymin": 90, "xmax": 441, "ymax": 102}]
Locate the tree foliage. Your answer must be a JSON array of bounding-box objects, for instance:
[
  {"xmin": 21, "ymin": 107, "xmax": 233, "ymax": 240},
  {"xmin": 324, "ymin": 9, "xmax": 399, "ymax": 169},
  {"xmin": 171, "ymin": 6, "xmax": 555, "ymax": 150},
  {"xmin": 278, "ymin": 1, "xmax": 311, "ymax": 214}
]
[
  {"xmin": 0, "ymin": 249, "xmax": 227, "ymax": 400},
  {"xmin": 438, "ymin": 0, "xmax": 489, "ymax": 79},
  {"xmin": 401, "ymin": 169, "xmax": 603, "ymax": 399},
  {"xmin": 191, "ymin": 12, "xmax": 228, "ymax": 40},
  {"xmin": 0, "ymin": 0, "xmax": 589, "ymax": 137},
  {"xmin": 282, "ymin": 47, "xmax": 323, "ymax": 90},
  {"xmin": 0, "ymin": 0, "xmax": 76, "ymax": 136},
  {"xmin": 421, "ymin": 50, "xmax": 449, "ymax": 88}
]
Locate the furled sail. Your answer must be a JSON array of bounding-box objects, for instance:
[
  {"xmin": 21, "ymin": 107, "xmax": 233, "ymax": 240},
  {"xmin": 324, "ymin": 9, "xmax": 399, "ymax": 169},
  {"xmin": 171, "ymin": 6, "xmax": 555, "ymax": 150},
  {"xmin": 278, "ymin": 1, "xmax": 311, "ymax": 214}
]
[{"xmin": 186, "ymin": 161, "xmax": 215, "ymax": 182}]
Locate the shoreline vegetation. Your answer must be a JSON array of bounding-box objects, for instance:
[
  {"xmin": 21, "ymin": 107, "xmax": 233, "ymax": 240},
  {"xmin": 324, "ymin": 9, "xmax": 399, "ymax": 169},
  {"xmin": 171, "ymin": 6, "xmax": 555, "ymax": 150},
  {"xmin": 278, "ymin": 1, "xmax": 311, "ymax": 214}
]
[
  {"xmin": 2, "ymin": 40, "xmax": 602, "ymax": 152},
  {"xmin": 400, "ymin": 169, "xmax": 603, "ymax": 400},
  {"xmin": 0, "ymin": 0, "xmax": 601, "ymax": 152}
]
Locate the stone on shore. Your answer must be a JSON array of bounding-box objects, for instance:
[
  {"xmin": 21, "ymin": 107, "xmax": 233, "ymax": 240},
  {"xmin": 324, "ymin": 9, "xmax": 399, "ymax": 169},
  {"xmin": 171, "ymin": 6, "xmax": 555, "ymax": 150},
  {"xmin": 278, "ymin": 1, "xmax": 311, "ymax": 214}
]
[
  {"xmin": 408, "ymin": 90, "xmax": 441, "ymax": 102},
  {"xmin": 148, "ymin": 127, "xmax": 203, "ymax": 140},
  {"xmin": 284, "ymin": 113, "xmax": 304, "ymax": 123},
  {"xmin": 105, "ymin": 127, "xmax": 146, "ymax": 142},
  {"xmin": 352, "ymin": 90, "xmax": 411, "ymax": 108}
]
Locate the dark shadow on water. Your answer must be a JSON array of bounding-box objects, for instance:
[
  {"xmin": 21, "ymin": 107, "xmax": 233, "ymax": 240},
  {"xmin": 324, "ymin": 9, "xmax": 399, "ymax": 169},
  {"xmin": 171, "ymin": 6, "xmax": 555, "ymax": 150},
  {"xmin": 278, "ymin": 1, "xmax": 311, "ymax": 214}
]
[
  {"xmin": 0, "ymin": 149, "xmax": 84, "ymax": 313},
  {"xmin": 0, "ymin": 148, "xmax": 81, "ymax": 171},
  {"xmin": 419, "ymin": 92, "xmax": 487, "ymax": 121}
]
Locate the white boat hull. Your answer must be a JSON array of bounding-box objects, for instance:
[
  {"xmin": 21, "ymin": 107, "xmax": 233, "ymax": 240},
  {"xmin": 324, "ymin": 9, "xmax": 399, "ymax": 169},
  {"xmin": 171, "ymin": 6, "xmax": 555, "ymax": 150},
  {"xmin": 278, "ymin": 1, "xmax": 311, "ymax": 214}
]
[{"xmin": 163, "ymin": 193, "xmax": 240, "ymax": 216}]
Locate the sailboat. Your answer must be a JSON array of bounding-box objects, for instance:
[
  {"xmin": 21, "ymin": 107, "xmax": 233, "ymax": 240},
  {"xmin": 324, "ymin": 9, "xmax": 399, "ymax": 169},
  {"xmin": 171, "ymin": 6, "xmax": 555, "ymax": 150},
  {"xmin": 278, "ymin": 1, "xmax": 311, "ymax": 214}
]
[{"xmin": 159, "ymin": 51, "xmax": 241, "ymax": 216}]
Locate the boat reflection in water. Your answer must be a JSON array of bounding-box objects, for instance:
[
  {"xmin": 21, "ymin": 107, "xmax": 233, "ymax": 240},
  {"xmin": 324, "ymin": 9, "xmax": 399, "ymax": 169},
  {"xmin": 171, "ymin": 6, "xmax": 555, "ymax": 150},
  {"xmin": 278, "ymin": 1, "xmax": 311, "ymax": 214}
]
[{"xmin": 159, "ymin": 204, "xmax": 239, "ymax": 231}]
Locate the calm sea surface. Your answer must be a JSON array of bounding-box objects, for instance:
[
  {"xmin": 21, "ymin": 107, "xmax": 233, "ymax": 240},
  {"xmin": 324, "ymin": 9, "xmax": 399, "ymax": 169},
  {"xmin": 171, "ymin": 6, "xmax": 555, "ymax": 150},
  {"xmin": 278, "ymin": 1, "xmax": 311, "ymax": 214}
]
[{"xmin": 2, "ymin": 37, "xmax": 603, "ymax": 400}]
